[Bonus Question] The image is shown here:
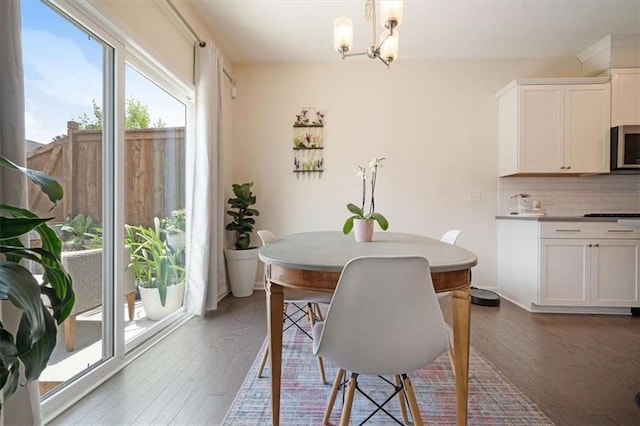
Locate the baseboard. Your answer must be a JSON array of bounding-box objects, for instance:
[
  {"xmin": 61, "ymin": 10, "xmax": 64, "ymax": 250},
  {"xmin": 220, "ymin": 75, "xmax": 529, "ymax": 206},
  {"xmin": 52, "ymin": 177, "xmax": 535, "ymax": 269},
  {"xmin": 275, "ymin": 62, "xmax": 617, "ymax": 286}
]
[
  {"xmin": 530, "ymin": 304, "xmax": 634, "ymax": 315},
  {"xmin": 498, "ymin": 293, "xmax": 634, "ymax": 315}
]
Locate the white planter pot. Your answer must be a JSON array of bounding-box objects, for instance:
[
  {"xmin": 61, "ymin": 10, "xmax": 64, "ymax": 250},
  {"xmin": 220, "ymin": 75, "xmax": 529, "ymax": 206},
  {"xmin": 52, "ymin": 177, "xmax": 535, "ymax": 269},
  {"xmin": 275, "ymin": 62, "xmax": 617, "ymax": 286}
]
[
  {"xmin": 224, "ymin": 247, "xmax": 259, "ymax": 297},
  {"xmin": 165, "ymin": 231, "xmax": 185, "ymax": 250},
  {"xmin": 139, "ymin": 281, "xmax": 185, "ymax": 321},
  {"xmin": 353, "ymin": 218, "xmax": 374, "ymax": 242}
]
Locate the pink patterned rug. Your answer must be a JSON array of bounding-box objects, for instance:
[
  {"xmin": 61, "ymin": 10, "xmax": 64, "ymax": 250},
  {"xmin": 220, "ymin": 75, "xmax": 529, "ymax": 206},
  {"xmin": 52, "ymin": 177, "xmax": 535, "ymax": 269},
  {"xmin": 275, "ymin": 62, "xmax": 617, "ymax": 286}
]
[{"xmin": 223, "ymin": 321, "xmax": 553, "ymax": 425}]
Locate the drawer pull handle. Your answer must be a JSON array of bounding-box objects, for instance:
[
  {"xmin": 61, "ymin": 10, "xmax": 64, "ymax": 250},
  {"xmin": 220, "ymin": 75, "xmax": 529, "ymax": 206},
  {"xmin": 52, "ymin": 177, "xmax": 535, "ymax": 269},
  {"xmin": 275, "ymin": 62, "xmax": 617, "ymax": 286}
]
[
  {"xmin": 587, "ymin": 244, "xmax": 592, "ymax": 247},
  {"xmin": 607, "ymin": 230, "xmax": 633, "ymax": 233},
  {"xmin": 594, "ymin": 244, "xmax": 600, "ymax": 247},
  {"xmin": 556, "ymin": 229, "xmax": 581, "ymax": 232}
]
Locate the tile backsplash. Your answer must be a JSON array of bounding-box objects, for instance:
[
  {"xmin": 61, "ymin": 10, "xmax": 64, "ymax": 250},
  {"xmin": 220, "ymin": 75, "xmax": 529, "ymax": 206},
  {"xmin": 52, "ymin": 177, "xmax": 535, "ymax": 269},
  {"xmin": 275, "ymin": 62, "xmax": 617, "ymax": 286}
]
[{"xmin": 498, "ymin": 174, "xmax": 640, "ymax": 216}]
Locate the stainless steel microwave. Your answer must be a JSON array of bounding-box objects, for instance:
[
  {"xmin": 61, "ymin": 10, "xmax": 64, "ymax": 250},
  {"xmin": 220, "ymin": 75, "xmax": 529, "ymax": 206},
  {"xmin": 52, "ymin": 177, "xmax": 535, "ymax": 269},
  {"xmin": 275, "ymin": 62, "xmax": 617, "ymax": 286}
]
[{"xmin": 611, "ymin": 125, "xmax": 640, "ymax": 170}]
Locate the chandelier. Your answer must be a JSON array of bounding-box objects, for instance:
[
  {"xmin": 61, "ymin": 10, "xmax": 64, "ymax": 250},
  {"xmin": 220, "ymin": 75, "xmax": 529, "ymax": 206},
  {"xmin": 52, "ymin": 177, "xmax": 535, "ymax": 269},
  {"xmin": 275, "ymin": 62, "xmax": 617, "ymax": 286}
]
[{"xmin": 333, "ymin": 0, "xmax": 403, "ymax": 67}]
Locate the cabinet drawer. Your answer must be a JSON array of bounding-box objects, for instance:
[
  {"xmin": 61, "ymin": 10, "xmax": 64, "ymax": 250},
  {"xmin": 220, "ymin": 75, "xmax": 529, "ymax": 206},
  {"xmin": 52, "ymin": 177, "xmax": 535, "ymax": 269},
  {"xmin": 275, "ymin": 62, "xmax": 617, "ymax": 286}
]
[{"xmin": 540, "ymin": 222, "xmax": 640, "ymax": 239}]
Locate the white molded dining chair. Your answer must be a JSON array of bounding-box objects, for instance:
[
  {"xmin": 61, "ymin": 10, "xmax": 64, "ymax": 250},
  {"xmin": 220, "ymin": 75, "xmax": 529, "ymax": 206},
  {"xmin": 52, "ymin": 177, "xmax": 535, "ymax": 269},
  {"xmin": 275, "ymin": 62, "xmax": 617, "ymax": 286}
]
[
  {"xmin": 313, "ymin": 256, "xmax": 450, "ymax": 425},
  {"xmin": 256, "ymin": 230, "xmax": 331, "ymax": 384},
  {"xmin": 441, "ymin": 229, "xmax": 461, "ymax": 246}
]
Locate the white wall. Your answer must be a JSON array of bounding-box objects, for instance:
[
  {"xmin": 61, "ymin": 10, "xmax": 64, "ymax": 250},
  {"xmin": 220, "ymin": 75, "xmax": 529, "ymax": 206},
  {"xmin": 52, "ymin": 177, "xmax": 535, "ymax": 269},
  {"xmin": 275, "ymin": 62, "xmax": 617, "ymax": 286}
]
[{"xmin": 232, "ymin": 58, "xmax": 582, "ymax": 289}]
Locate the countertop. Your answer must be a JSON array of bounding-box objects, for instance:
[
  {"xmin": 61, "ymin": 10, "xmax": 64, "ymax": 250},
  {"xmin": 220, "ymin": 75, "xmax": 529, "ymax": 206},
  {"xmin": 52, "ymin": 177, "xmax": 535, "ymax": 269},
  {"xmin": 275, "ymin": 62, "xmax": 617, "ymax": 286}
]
[{"xmin": 495, "ymin": 215, "xmax": 631, "ymax": 222}]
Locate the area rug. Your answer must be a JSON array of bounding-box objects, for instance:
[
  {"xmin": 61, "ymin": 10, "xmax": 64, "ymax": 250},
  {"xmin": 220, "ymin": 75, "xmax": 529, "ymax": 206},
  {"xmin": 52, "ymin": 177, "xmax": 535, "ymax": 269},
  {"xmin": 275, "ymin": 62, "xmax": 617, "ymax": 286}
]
[{"xmin": 223, "ymin": 321, "xmax": 553, "ymax": 425}]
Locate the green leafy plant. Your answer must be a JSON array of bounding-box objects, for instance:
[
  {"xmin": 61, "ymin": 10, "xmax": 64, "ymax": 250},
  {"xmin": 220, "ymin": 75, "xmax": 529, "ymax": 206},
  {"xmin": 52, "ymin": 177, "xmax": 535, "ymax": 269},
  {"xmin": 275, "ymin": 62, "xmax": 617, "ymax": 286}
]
[
  {"xmin": 124, "ymin": 218, "xmax": 184, "ymax": 307},
  {"xmin": 342, "ymin": 157, "xmax": 389, "ymax": 234},
  {"xmin": 225, "ymin": 182, "xmax": 260, "ymax": 250},
  {"xmin": 0, "ymin": 156, "xmax": 74, "ymax": 411},
  {"xmin": 55, "ymin": 213, "xmax": 102, "ymax": 250},
  {"xmin": 159, "ymin": 209, "xmax": 185, "ymax": 235}
]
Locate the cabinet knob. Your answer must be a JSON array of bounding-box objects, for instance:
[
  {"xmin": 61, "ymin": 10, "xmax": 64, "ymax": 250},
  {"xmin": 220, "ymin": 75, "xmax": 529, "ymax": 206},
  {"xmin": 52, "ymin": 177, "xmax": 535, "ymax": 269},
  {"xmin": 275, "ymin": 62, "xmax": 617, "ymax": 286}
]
[
  {"xmin": 594, "ymin": 243, "xmax": 599, "ymax": 247},
  {"xmin": 560, "ymin": 166, "xmax": 565, "ymax": 170},
  {"xmin": 566, "ymin": 166, "xmax": 571, "ymax": 170},
  {"xmin": 587, "ymin": 244, "xmax": 592, "ymax": 247}
]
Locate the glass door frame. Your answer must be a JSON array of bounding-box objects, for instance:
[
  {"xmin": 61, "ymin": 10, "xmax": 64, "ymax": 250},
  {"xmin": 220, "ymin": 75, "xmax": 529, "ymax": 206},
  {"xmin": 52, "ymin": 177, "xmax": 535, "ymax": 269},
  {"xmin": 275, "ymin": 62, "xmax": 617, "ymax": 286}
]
[{"xmin": 40, "ymin": 0, "xmax": 195, "ymax": 421}]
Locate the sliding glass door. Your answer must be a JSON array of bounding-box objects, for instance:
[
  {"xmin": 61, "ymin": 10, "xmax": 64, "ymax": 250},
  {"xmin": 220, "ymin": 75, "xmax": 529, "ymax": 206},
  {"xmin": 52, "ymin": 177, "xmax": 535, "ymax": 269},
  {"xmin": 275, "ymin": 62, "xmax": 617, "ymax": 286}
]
[
  {"xmin": 21, "ymin": 0, "xmax": 193, "ymax": 418},
  {"xmin": 123, "ymin": 63, "xmax": 187, "ymax": 349},
  {"xmin": 22, "ymin": 0, "xmax": 113, "ymax": 396}
]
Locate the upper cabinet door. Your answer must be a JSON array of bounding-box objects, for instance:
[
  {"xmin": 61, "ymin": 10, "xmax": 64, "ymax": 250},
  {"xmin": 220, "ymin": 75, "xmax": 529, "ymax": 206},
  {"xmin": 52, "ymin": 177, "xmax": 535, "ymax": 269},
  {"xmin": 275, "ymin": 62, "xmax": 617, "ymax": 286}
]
[
  {"xmin": 611, "ymin": 68, "xmax": 640, "ymax": 127},
  {"xmin": 518, "ymin": 85, "xmax": 564, "ymax": 173},
  {"xmin": 497, "ymin": 79, "xmax": 611, "ymax": 177},
  {"xmin": 564, "ymin": 84, "xmax": 611, "ymax": 173}
]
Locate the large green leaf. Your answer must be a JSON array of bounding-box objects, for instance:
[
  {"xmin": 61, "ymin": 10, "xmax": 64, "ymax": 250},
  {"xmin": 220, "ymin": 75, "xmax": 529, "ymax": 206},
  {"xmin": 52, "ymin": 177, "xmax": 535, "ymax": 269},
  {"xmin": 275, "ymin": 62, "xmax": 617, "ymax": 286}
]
[
  {"xmin": 0, "ymin": 157, "xmax": 63, "ymax": 205},
  {"xmin": 0, "ymin": 217, "xmax": 53, "ymax": 240},
  {"xmin": 16, "ymin": 307, "xmax": 57, "ymax": 382},
  {"xmin": 156, "ymin": 256, "xmax": 170, "ymax": 306},
  {"xmin": 0, "ymin": 263, "xmax": 46, "ymax": 347},
  {"xmin": 370, "ymin": 212, "xmax": 389, "ymax": 231},
  {"xmin": 0, "ymin": 327, "xmax": 19, "ymax": 396},
  {"xmin": 346, "ymin": 203, "xmax": 364, "ymax": 216},
  {"xmin": 342, "ymin": 215, "xmax": 358, "ymax": 234}
]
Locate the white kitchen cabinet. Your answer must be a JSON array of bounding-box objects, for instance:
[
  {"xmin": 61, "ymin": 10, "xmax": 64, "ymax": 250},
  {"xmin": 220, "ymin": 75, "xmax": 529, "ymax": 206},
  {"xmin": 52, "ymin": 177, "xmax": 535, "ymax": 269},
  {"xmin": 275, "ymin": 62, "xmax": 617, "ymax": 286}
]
[
  {"xmin": 592, "ymin": 240, "xmax": 640, "ymax": 306},
  {"xmin": 611, "ymin": 68, "xmax": 640, "ymax": 127},
  {"xmin": 539, "ymin": 238, "xmax": 640, "ymax": 307},
  {"xmin": 497, "ymin": 78, "xmax": 611, "ymax": 176},
  {"xmin": 497, "ymin": 219, "xmax": 640, "ymax": 314},
  {"xmin": 539, "ymin": 239, "xmax": 590, "ymax": 306}
]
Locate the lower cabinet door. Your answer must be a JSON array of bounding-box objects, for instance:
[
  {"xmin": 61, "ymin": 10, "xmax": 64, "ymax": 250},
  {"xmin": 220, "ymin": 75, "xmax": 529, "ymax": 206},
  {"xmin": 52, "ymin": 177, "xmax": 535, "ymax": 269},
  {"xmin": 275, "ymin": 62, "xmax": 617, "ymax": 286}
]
[
  {"xmin": 540, "ymin": 239, "xmax": 590, "ymax": 306},
  {"xmin": 591, "ymin": 240, "xmax": 640, "ymax": 306}
]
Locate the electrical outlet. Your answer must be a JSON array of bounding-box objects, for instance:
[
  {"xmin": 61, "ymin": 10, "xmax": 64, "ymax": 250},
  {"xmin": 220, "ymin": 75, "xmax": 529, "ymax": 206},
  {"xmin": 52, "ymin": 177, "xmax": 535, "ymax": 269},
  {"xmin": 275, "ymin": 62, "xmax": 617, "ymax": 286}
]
[{"xmin": 467, "ymin": 190, "xmax": 481, "ymax": 202}]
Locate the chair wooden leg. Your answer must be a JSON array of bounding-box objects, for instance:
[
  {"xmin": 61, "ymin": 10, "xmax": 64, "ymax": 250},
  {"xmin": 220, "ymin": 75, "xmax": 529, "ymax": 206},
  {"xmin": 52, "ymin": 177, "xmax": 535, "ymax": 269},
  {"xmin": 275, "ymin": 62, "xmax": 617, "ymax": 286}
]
[
  {"xmin": 63, "ymin": 315, "xmax": 76, "ymax": 352},
  {"xmin": 401, "ymin": 374, "xmax": 423, "ymax": 426},
  {"xmin": 339, "ymin": 374, "xmax": 357, "ymax": 426},
  {"xmin": 324, "ymin": 368, "xmax": 345, "ymax": 425},
  {"xmin": 314, "ymin": 303, "xmax": 324, "ymax": 321},
  {"xmin": 394, "ymin": 375, "xmax": 409, "ymax": 424},
  {"xmin": 307, "ymin": 303, "xmax": 327, "ymax": 384},
  {"xmin": 126, "ymin": 291, "xmax": 135, "ymax": 321},
  {"xmin": 448, "ymin": 343, "xmax": 456, "ymax": 378},
  {"xmin": 257, "ymin": 343, "xmax": 269, "ymax": 378}
]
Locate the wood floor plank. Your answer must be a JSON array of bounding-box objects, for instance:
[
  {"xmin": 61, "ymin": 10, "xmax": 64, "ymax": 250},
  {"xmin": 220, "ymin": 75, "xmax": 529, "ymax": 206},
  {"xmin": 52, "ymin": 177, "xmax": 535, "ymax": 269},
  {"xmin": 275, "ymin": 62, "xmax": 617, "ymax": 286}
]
[{"xmin": 51, "ymin": 292, "xmax": 640, "ymax": 425}]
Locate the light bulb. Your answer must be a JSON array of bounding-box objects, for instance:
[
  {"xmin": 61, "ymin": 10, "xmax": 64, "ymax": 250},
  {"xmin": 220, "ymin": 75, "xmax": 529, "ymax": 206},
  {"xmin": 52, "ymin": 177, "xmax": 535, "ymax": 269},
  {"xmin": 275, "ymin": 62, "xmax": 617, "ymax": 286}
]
[
  {"xmin": 379, "ymin": 30, "xmax": 399, "ymax": 62},
  {"xmin": 380, "ymin": 1, "xmax": 403, "ymax": 30},
  {"xmin": 333, "ymin": 17, "xmax": 353, "ymax": 54}
]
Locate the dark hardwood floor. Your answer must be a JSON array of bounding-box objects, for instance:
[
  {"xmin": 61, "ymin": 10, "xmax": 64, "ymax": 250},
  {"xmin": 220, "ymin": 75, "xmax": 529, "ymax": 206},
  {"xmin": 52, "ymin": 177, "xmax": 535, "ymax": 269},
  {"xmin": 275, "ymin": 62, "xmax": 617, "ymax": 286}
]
[{"xmin": 51, "ymin": 292, "xmax": 640, "ymax": 425}]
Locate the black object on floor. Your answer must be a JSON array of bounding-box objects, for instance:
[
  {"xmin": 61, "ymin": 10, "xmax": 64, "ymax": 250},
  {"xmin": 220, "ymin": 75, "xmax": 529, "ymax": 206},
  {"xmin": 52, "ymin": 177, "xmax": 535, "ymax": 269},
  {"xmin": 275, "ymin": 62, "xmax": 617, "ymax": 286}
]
[{"xmin": 470, "ymin": 287, "xmax": 501, "ymax": 306}]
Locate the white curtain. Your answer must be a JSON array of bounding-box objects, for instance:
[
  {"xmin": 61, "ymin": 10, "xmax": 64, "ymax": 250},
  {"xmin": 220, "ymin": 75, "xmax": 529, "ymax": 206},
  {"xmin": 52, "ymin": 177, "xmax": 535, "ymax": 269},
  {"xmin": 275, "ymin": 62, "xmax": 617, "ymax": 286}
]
[
  {"xmin": 184, "ymin": 42, "xmax": 225, "ymax": 315},
  {"xmin": 0, "ymin": 0, "xmax": 43, "ymax": 424}
]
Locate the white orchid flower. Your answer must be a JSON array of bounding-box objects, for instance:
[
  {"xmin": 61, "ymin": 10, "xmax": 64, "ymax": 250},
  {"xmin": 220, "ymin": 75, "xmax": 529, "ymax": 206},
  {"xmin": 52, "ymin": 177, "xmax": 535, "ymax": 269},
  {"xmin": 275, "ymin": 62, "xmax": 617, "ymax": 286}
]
[
  {"xmin": 369, "ymin": 157, "xmax": 386, "ymax": 168},
  {"xmin": 355, "ymin": 166, "xmax": 366, "ymax": 180}
]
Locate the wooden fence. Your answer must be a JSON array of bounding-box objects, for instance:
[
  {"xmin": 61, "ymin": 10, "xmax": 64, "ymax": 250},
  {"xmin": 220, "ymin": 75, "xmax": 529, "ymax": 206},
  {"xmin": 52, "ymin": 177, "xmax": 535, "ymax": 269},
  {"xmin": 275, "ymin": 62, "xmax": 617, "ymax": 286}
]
[{"xmin": 27, "ymin": 121, "xmax": 185, "ymax": 227}]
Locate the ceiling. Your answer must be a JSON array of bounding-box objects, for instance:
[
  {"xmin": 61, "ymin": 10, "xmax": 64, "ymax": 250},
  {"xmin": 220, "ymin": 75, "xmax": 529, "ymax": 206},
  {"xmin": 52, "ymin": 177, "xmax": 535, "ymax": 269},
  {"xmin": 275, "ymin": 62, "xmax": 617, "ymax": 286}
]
[{"xmin": 187, "ymin": 0, "xmax": 640, "ymax": 65}]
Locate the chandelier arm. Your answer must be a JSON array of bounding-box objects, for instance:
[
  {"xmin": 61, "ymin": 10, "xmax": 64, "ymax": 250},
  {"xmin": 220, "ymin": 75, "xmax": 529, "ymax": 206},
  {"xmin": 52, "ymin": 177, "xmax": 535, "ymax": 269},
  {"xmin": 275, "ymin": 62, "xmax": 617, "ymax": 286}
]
[
  {"xmin": 343, "ymin": 51, "xmax": 370, "ymax": 58},
  {"xmin": 376, "ymin": 31, "xmax": 393, "ymax": 51},
  {"xmin": 377, "ymin": 55, "xmax": 391, "ymax": 68}
]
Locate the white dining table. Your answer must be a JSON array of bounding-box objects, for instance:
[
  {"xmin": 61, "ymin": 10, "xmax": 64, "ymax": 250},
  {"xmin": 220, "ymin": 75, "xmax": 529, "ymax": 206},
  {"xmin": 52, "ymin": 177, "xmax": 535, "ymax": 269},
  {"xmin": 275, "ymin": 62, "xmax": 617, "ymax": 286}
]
[{"xmin": 259, "ymin": 231, "xmax": 478, "ymax": 425}]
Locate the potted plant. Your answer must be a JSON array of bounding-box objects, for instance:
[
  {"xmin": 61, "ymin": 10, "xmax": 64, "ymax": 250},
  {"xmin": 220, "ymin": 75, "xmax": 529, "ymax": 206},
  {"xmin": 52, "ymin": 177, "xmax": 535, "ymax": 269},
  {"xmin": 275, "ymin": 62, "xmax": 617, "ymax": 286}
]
[
  {"xmin": 224, "ymin": 182, "xmax": 260, "ymax": 297},
  {"xmin": 160, "ymin": 208, "xmax": 185, "ymax": 250},
  {"xmin": 54, "ymin": 213, "xmax": 102, "ymax": 250},
  {"xmin": 0, "ymin": 156, "xmax": 74, "ymax": 411},
  {"xmin": 125, "ymin": 218, "xmax": 185, "ymax": 320},
  {"xmin": 343, "ymin": 156, "xmax": 389, "ymax": 242}
]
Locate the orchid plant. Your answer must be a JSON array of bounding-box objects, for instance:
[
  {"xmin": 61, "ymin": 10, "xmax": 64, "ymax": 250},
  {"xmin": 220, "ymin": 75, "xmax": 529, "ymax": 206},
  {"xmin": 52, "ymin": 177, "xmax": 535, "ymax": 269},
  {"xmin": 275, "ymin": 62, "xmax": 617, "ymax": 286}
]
[{"xmin": 342, "ymin": 157, "xmax": 389, "ymax": 234}]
